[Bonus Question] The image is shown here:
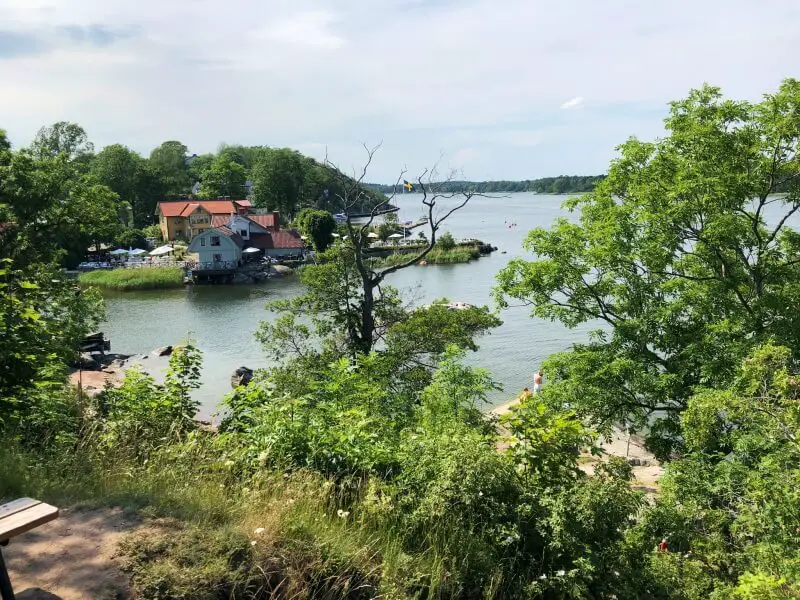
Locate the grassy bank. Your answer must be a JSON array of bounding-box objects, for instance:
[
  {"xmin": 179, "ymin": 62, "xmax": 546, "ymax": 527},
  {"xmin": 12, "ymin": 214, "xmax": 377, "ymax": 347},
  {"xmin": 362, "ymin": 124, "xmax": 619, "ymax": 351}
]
[
  {"xmin": 369, "ymin": 245, "xmax": 481, "ymax": 267},
  {"xmin": 79, "ymin": 267, "xmax": 185, "ymax": 290},
  {"xmin": 0, "ymin": 440, "xmax": 466, "ymax": 599}
]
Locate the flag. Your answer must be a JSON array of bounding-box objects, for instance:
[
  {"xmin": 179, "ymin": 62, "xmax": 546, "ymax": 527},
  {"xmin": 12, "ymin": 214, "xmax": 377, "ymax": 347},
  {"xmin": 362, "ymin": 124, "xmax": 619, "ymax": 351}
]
[{"xmin": 403, "ymin": 180, "xmax": 414, "ymax": 191}]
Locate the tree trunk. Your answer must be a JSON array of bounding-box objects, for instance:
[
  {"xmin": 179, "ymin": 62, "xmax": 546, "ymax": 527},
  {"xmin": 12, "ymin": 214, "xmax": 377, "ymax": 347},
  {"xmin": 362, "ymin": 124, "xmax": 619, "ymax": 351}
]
[{"xmin": 359, "ymin": 276, "xmax": 375, "ymax": 354}]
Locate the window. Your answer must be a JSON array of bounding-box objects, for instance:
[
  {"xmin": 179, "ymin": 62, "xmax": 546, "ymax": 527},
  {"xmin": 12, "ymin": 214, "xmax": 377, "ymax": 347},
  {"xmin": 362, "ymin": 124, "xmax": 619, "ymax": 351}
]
[
  {"xmin": 211, "ymin": 236, "xmax": 221, "ymax": 246},
  {"xmin": 200, "ymin": 238, "xmax": 206, "ymax": 246},
  {"xmin": 213, "ymin": 253, "xmax": 222, "ymax": 262},
  {"xmin": 240, "ymin": 229, "xmax": 248, "ymax": 237}
]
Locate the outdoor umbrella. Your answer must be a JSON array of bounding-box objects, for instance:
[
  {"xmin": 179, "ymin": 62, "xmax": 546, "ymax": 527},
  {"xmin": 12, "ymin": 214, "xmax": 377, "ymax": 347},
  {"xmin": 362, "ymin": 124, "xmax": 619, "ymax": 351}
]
[
  {"xmin": 243, "ymin": 247, "xmax": 261, "ymax": 254},
  {"xmin": 367, "ymin": 232, "xmax": 379, "ymax": 239},
  {"xmin": 387, "ymin": 233, "xmax": 403, "ymax": 239},
  {"xmin": 109, "ymin": 249, "xmax": 129, "ymax": 256},
  {"xmin": 128, "ymin": 248, "xmax": 148, "ymax": 255},
  {"xmin": 149, "ymin": 245, "xmax": 175, "ymax": 256}
]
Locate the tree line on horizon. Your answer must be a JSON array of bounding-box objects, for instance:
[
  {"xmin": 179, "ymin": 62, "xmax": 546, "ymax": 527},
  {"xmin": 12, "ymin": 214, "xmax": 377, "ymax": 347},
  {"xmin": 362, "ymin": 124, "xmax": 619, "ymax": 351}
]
[{"xmin": 367, "ymin": 174, "xmax": 606, "ymax": 195}]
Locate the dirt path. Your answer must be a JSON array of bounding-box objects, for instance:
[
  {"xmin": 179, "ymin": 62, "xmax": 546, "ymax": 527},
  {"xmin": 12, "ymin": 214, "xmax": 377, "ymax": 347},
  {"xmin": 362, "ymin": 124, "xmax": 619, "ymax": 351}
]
[{"xmin": 3, "ymin": 507, "xmax": 136, "ymax": 600}]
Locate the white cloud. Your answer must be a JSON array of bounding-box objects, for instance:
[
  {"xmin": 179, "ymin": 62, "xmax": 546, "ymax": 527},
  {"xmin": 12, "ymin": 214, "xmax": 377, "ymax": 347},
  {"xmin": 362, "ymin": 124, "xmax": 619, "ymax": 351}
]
[
  {"xmin": 560, "ymin": 97, "xmax": 585, "ymax": 110},
  {"xmin": 252, "ymin": 11, "xmax": 345, "ymax": 49},
  {"xmin": 0, "ymin": 0, "xmax": 797, "ymax": 180}
]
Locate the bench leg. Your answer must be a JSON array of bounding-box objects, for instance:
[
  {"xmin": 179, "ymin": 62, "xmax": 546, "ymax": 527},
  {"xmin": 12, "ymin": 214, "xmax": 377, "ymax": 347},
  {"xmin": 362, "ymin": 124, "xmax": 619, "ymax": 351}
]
[{"xmin": 0, "ymin": 546, "xmax": 14, "ymax": 600}]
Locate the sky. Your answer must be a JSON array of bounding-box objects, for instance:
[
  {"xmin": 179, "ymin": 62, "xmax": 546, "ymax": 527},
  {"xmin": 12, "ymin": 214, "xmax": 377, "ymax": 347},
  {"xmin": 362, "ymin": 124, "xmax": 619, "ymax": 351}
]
[{"xmin": 0, "ymin": 0, "xmax": 798, "ymax": 182}]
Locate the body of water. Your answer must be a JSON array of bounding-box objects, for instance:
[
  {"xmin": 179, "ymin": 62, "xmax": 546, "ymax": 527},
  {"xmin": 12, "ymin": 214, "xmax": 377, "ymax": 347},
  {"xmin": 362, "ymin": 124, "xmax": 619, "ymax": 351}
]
[{"xmin": 101, "ymin": 193, "xmax": 595, "ymax": 416}]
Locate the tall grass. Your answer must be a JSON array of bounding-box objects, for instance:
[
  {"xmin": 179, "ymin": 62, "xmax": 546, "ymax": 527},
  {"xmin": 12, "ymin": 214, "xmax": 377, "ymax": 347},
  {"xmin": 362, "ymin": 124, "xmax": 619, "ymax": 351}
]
[{"xmin": 79, "ymin": 267, "xmax": 185, "ymax": 290}]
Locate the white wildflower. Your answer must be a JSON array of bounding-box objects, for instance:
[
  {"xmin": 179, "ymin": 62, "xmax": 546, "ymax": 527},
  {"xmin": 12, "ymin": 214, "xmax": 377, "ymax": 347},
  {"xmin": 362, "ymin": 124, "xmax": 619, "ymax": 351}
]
[
  {"xmin": 539, "ymin": 574, "xmax": 547, "ymax": 580},
  {"xmin": 556, "ymin": 570, "xmax": 565, "ymax": 577},
  {"xmin": 254, "ymin": 527, "xmax": 265, "ymax": 535},
  {"xmin": 250, "ymin": 540, "xmax": 257, "ymax": 546},
  {"xmin": 337, "ymin": 509, "xmax": 350, "ymax": 519}
]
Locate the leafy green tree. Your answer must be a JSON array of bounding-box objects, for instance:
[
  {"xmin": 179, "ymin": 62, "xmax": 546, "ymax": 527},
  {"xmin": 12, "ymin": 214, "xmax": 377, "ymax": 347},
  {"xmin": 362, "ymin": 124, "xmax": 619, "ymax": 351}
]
[
  {"xmin": 2, "ymin": 147, "xmax": 123, "ymax": 267},
  {"xmin": 495, "ymin": 79, "xmax": 800, "ymax": 459},
  {"xmin": 149, "ymin": 141, "xmax": 191, "ymax": 196},
  {"xmin": 198, "ymin": 156, "xmax": 247, "ymax": 198},
  {"xmin": 90, "ymin": 143, "xmax": 143, "ymax": 225},
  {"xmin": 186, "ymin": 153, "xmax": 214, "ymax": 186},
  {"xmin": 30, "ymin": 121, "xmax": 94, "ymax": 165},
  {"xmin": 250, "ymin": 148, "xmax": 306, "ymax": 217},
  {"xmin": 295, "ymin": 208, "xmax": 336, "ymax": 251}
]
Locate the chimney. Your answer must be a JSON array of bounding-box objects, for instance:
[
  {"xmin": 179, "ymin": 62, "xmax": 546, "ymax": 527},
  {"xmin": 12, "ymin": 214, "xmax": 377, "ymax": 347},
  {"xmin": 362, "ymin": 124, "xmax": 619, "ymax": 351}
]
[{"xmin": 273, "ymin": 211, "xmax": 280, "ymax": 231}]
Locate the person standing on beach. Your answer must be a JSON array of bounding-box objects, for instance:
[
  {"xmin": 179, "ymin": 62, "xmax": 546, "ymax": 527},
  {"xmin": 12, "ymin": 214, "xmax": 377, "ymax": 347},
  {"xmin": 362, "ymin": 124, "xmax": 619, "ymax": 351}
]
[{"xmin": 533, "ymin": 370, "xmax": 543, "ymax": 394}]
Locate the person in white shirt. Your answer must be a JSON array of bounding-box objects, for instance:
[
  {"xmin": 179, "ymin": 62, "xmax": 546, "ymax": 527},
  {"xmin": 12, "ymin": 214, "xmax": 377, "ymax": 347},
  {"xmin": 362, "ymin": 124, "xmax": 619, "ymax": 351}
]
[{"xmin": 533, "ymin": 370, "xmax": 543, "ymax": 394}]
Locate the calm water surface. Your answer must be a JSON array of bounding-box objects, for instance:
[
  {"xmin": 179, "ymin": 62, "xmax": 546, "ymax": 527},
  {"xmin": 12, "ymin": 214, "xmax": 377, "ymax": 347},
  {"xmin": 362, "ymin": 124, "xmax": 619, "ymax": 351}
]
[{"xmin": 101, "ymin": 193, "xmax": 595, "ymax": 416}]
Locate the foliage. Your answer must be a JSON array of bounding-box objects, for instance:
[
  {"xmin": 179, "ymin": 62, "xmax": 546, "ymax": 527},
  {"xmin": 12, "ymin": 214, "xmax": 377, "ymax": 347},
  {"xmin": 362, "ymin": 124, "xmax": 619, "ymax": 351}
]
[
  {"xmin": 370, "ymin": 245, "xmax": 481, "ymax": 267},
  {"xmin": 251, "ymin": 147, "xmax": 387, "ymax": 218},
  {"xmin": 150, "ymin": 140, "xmax": 191, "ymax": 196},
  {"xmin": 502, "ymin": 398, "xmax": 598, "ymax": 486},
  {"xmin": 0, "ymin": 261, "xmax": 103, "ymax": 441},
  {"xmin": 495, "ymin": 78, "xmax": 800, "ymax": 459},
  {"xmin": 96, "ymin": 340, "xmax": 202, "ymax": 459},
  {"xmin": 91, "ymin": 144, "xmax": 165, "ymax": 227},
  {"xmin": 114, "ymin": 228, "xmax": 148, "ymax": 250},
  {"xmin": 79, "ymin": 267, "xmax": 184, "ymax": 290},
  {"xmin": 436, "ymin": 230, "xmax": 456, "ymax": 250},
  {"xmin": 367, "ymin": 175, "xmax": 605, "ymax": 195},
  {"xmin": 30, "ymin": 121, "xmax": 94, "ymax": 165},
  {"xmin": 251, "ymin": 148, "xmax": 307, "ymax": 217},
  {"xmin": 2, "ymin": 145, "xmax": 125, "ymax": 267},
  {"xmin": 142, "ymin": 223, "xmax": 163, "ymax": 241},
  {"xmin": 198, "ymin": 155, "xmax": 248, "ymax": 199},
  {"xmin": 296, "ymin": 207, "xmax": 336, "ymax": 251}
]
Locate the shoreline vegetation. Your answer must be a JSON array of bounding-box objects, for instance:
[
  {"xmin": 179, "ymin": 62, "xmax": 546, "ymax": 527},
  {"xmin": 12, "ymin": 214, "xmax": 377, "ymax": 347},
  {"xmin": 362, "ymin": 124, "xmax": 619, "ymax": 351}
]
[
  {"xmin": 78, "ymin": 266, "xmax": 185, "ymax": 290},
  {"xmin": 368, "ymin": 244, "xmax": 482, "ymax": 266},
  {"xmin": 366, "ymin": 175, "xmax": 606, "ymax": 195}
]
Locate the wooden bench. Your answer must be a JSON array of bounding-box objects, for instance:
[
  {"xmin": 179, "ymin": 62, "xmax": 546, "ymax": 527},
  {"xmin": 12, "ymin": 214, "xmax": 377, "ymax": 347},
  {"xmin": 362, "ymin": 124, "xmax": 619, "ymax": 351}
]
[{"xmin": 0, "ymin": 498, "xmax": 59, "ymax": 600}]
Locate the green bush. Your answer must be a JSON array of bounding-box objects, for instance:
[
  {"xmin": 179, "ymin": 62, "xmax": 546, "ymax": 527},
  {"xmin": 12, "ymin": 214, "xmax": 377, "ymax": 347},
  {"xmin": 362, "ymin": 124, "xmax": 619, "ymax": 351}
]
[
  {"xmin": 79, "ymin": 267, "xmax": 184, "ymax": 290},
  {"xmin": 437, "ymin": 231, "xmax": 456, "ymax": 250}
]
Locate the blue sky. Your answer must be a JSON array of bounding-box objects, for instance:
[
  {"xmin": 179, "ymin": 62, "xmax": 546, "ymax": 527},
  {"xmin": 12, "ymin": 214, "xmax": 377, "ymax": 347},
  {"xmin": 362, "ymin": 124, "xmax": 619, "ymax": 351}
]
[{"xmin": 0, "ymin": 0, "xmax": 798, "ymax": 181}]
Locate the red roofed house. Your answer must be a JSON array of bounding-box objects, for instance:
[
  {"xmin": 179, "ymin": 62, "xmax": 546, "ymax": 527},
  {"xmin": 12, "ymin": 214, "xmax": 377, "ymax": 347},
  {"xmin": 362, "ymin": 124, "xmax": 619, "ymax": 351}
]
[
  {"xmin": 222, "ymin": 213, "xmax": 304, "ymax": 258},
  {"xmin": 155, "ymin": 199, "xmax": 255, "ymax": 241}
]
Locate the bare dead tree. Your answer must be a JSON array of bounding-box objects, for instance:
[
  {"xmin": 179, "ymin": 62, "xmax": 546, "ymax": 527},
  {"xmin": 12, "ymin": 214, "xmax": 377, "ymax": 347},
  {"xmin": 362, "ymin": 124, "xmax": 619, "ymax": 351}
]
[{"xmin": 324, "ymin": 143, "xmax": 480, "ymax": 354}]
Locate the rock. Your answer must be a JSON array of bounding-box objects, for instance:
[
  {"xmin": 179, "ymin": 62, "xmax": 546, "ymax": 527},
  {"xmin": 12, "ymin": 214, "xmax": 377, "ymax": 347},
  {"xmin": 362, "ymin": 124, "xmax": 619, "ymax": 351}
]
[
  {"xmin": 231, "ymin": 366, "xmax": 254, "ymax": 388},
  {"xmin": 153, "ymin": 345, "xmax": 173, "ymax": 357},
  {"xmin": 272, "ymin": 264, "xmax": 294, "ymax": 276},
  {"xmin": 74, "ymin": 352, "xmax": 100, "ymax": 370}
]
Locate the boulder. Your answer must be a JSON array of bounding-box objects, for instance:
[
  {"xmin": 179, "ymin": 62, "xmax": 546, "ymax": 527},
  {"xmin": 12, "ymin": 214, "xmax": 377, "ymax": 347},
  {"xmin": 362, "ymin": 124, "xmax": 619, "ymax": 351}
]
[
  {"xmin": 231, "ymin": 366, "xmax": 254, "ymax": 388},
  {"xmin": 74, "ymin": 352, "xmax": 100, "ymax": 370},
  {"xmin": 153, "ymin": 345, "xmax": 173, "ymax": 357}
]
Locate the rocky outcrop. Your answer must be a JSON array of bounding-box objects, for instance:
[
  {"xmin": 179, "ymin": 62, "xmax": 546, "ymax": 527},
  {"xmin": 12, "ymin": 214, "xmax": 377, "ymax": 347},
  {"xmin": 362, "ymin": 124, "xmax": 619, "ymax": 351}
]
[
  {"xmin": 231, "ymin": 366, "xmax": 254, "ymax": 388},
  {"xmin": 153, "ymin": 345, "xmax": 173, "ymax": 357}
]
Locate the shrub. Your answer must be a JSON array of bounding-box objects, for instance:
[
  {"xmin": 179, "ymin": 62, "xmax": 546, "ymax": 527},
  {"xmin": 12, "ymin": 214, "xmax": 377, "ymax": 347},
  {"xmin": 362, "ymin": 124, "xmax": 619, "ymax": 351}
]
[{"xmin": 437, "ymin": 231, "xmax": 456, "ymax": 250}]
